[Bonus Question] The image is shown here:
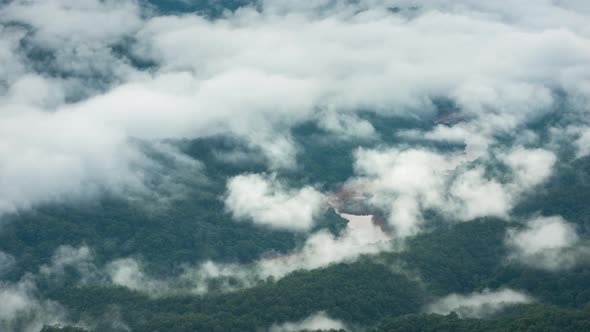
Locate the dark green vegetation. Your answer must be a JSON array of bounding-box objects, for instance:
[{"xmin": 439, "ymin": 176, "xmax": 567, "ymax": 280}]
[
  {"xmin": 0, "ymin": 190, "xmax": 306, "ymax": 279},
  {"xmin": 48, "ymin": 261, "xmax": 422, "ymax": 331},
  {"xmin": 372, "ymin": 305, "xmax": 590, "ymax": 332},
  {"xmin": 41, "ymin": 326, "xmax": 89, "ymax": 332},
  {"xmin": 36, "ymin": 218, "xmax": 590, "ymax": 331},
  {"xmin": 44, "ymin": 303, "xmax": 590, "ymax": 332},
  {"xmin": 514, "ymin": 156, "xmax": 590, "ymax": 231}
]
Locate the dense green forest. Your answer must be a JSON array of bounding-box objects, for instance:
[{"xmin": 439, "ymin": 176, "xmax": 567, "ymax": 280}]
[
  {"xmin": 372, "ymin": 305, "xmax": 590, "ymax": 332},
  {"xmin": 26, "ymin": 214, "xmax": 590, "ymax": 331}
]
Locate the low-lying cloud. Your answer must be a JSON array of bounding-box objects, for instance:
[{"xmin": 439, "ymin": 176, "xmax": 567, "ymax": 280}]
[
  {"xmin": 0, "ymin": 277, "xmax": 68, "ymax": 332},
  {"xmin": 426, "ymin": 288, "xmax": 533, "ymax": 318},
  {"xmin": 506, "ymin": 216, "xmax": 590, "ymax": 270},
  {"xmin": 269, "ymin": 311, "xmax": 348, "ymax": 332},
  {"xmin": 180, "ymin": 218, "xmax": 391, "ymax": 293},
  {"xmin": 103, "ymin": 210, "xmax": 392, "ymax": 294},
  {"xmin": 350, "ymin": 146, "xmax": 556, "ymax": 237},
  {"xmin": 225, "ymin": 173, "xmax": 325, "ymax": 231}
]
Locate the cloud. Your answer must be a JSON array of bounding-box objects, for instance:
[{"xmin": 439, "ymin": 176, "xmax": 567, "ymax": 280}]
[
  {"xmin": 351, "ymin": 146, "xmax": 556, "ymax": 236},
  {"xmin": 99, "ymin": 211, "xmax": 392, "ymax": 295},
  {"xmin": 0, "ymin": 0, "xmax": 142, "ymax": 77},
  {"xmin": 38, "ymin": 245, "xmax": 102, "ymax": 285},
  {"xmin": 426, "ymin": 288, "xmax": 533, "ymax": 318},
  {"xmin": 0, "ymin": 0, "xmax": 144, "ymax": 105},
  {"xmin": 269, "ymin": 312, "xmax": 348, "ymax": 332},
  {"xmin": 136, "ymin": 4, "xmax": 590, "ymax": 117},
  {"xmin": 449, "ymin": 147, "xmax": 555, "ymax": 220},
  {"xmin": 0, "ymin": 251, "xmax": 15, "ymax": 276},
  {"xmin": 0, "ymin": 277, "xmax": 69, "ymax": 332},
  {"xmin": 0, "ymin": 94, "xmax": 208, "ymax": 215},
  {"xmin": 0, "ymin": 108, "xmax": 147, "ymax": 215},
  {"xmin": 316, "ymin": 108, "xmax": 376, "ymax": 139},
  {"xmin": 1, "ymin": 0, "xmax": 141, "ymax": 46},
  {"xmin": 0, "ymin": 25, "xmax": 27, "ymax": 89},
  {"xmin": 100, "ymin": 216, "xmax": 389, "ymax": 295},
  {"xmin": 0, "ymin": 246, "xmax": 136, "ymax": 331},
  {"xmin": 179, "ymin": 211, "xmax": 391, "ymax": 293},
  {"xmin": 506, "ymin": 216, "xmax": 590, "ymax": 270},
  {"xmin": 572, "ymin": 127, "xmax": 590, "ymax": 157},
  {"xmin": 106, "ymin": 258, "xmax": 171, "ymax": 296},
  {"xmin": 353, "ymin": 147, "xmax": 464, "ymax": 236},
  {"xmin": 499, "ymin": 147, "xmax": 556, "ymax": 188},
  {"xmin": 38, "ymin": 246, "xmax": 168, "ymax": 296},
  {"xmin": 448, "ymin": 168, "xmax": 512, "ymax": 220},
  {"xmin": 0, "ymin": 245, "xmax": 104, "ymax": 331},
  {"xmin": 255, "ymin": 222, "xmax": 390, "ymax": 279},
  {"xmin": 225, "ymin": 173, "xmax": 325, "ymax": 231}
]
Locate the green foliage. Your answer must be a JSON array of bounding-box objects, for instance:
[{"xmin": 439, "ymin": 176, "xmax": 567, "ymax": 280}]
[
  {"xmin": 395, "ymin": 218, "xmax": 509, "ymax": 295},
  {"xmin": 371, "ymin": 304, "xmax": 590, "ymax": 332},
  {"xmin": 40, "ymin": 326, "xmax": 89, "ymax": 332},
  {"xmin": 48, "ymin": 261, "xmax": 425, "ymax": 332},
  {"xmin": 0, "ymin": 193, "xmax": 304, "ymax": 279},
  {"xmin": 514, "ymin": 156, "xmax": 590, "ymax": 231}
]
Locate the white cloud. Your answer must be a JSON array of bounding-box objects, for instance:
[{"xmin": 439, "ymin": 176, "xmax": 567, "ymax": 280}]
[
  {"xmin": 0, "ymin": 0, "xmax": 141, "ymax": 46},
  {"xmin": 353, "ymin": 148, "xmax": 460, "ymax": 236},
  {"xmin": 0, "ymin": 245, "xmax": 133, "ymax": 331},
  {"xmin": 38, "ymin": 245, "xmax": 102, "ymax": 286},
  {"xmin": 0, "ymin": 277, "xmax": 69, "ymax": 332},
  {"xmin": 106, "ymin": 258, "xmax": 171, "ymax": 296},
  {"xmin": 500, "ymin": 147, "xmax": 557, "ymax": 188},
  {"xmin": 449, "ymin": 168, "xmax": 512, "ymax": 220},
  {"xmin": 351, "ymin": 146, "xmax": 556, "ymax": 236},
  {"xmin": 93, "ymin": 211, "xmax": 391, "ymax": 295},
  {"xmin": 573, "ymin": 127, "xmax": 590, "ymax": 157},
  {"xmin": 136, "ymin": 6, "xmax": 590, "ymax": 117},
  {"xmin": 225, "ymin": 173, "xmax": 325, "ymax": 231},
  {"xmin": 506, "ymin": 216, "xmax": 590, "ymax": 270},
  {"xmin": 180, "ymin": 211, "xmax": 391, "ymax": 294},
  {"xmin": 509, "ymin": 216, "xmax": 578, "ymax": 254},
  {"xmin": 256, "ymin": 224, "xmax": 389, "ymax": 279},
  {"xmin": 17, "ymin": 234, "xmax": 388, "ymax": 297},
  {"xmin": 269, "ymin": 312, "xmax": 348, "ymax": 332},
  {"xmin": 316, "ymin": 108, "xmax": 376, "ymax": 139},
  {"xmin": 426, "ymin": 289, "xmax": 533, "ymax": 318},
  {"xmin": 0, "ymin": 26, "xmax": 27, "ymax": 89},
  {"xmin": 0, "ymin": 108, "xmax": 147, "ymax": 215},
  {"xmin": 0, "ymin": 0, "xmax": 144, "ymax": 93}
]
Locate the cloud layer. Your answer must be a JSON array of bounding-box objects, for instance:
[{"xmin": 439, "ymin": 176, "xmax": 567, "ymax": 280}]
[
  {"xmin": 506, "ymin": 216, "xmax": 590, "ymax": 270},
  {"xmin": 351, "ymin": 146, "xmax": 556, "ymax": 236},
  {"xmin": 426, "ymin": 289, "xmax": 533, "ymax": 318},
  {"xmin": 225, "ymin": 173, "xmax": 325, "ymax": 231},
  {"xmin": 269, "ymin": 312, "xmax": 349, "ymax": 332}
]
